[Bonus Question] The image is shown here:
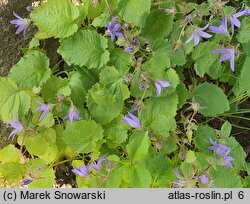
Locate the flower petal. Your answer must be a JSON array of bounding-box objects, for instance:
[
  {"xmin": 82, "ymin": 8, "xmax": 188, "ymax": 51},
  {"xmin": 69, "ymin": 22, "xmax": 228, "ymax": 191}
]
[
  {"xmin": 193, "ymin": 32, "xmax": 200, "ymax": 46},
  {"xmin": 155, "ymin": 83, "xmax": 162, "ymax": 96},
  {"xmin": 230, "ymin": 56, "xmax": 235, "ymax": 72},
  {"xmin": 185, "ymin": 33, "xmax": 194, "ymax": 44},
  {"xmin": 198, "ymin": 30, "xmax": 212, "ymax": 39},
  {"xmin": 230, "ymin": 16, "xmax": 241, "ymax": 28}
]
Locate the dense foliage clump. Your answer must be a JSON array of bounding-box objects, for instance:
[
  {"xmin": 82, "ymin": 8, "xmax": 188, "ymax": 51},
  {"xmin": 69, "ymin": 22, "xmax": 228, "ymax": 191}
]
[{"xmin": 0, "ymin": 0, "xmax": 250, "ymax": 188}]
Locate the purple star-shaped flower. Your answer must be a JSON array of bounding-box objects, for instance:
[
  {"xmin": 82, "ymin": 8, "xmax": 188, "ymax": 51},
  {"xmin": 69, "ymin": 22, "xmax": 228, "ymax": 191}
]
[
  {"xmin": 72, "ymin": 165, "xmax": 90, "ymax": 177},
  {"xmin": 121, "ymin": 112, "xmax": 142, "ymax": 129},
  {"xmin": 64, "ymin": 105, "xmax": 81, "ymax": 124},
  {"xmin": 209, "ymin": 16, "xmax": 228, "ymax": 35},
  {"xmin": 89, "ymin": 156, "xmax": 107, "ymax": 170},
  {"xmin": 36, "ymin": 99, "xmax": 52, "ymax": 121},
  {"xmin": 124, "ymin": 45, "xmax": 134, "ymax": 53},
  {"xmin": 229, "ymin": 11, "xmax": 246, "ymax": 35},
  {"xmin": 223, "ymin": 155, "xmax": 235, "ymax": 169},
  {"xmin": 10, "ymin": 12, "xmax": 29, "ymax": 35},
  {"xmin": 185, "ymin": 24, "xmax": 212, "ymax": 46},
  {"xmin": 155, "ymin": 80, "xmax": 171, "ymax": 96},
  {"xmin": 172, "ymin": 168, "xmax": 184, "ymax": 188},
  {"xmin": 212, "ymin": 46, "xmax": 236, "ymax": 71},
  {"xmin": 208, "ymin": 138, "xmax": 231, "ymax": 156},
  {"xmin": 199, "ymin": 174, "xmax": 209, "ymax": 185},
  {"xmin": 106, "ymin": 17, "xmax": 124, "ymax": 41},
  {"xmin": 8, "ymin": 116, "xmax": 24, "ymax": 140}
]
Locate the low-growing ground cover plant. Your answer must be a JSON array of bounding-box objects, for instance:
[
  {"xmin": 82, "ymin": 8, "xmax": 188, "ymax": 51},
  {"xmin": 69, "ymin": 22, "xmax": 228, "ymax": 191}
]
[{"xmin": 0, "ymin": 0, "xmax": 250, "ymax": 188}]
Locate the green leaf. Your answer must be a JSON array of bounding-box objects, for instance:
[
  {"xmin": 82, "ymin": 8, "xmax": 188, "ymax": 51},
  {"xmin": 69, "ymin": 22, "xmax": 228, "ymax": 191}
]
[
  {"xmin": 104, "ymin": 166, "xmax": 123, "ymax": 188},
  {"xmin": 207, "ymin": 60, "xmax": 225, "ymax": 80},
  {"xmin": 126, "ymin": 131, "xmax": 150, "ymax": 161},
  {"xmin": 25, "ymin": 134, "xmax": 47, "ymax": 156},
  {"xmin": 194, "ymin": 125, "xmax": 217, "ymax": 152},
  {"xmin": 191, "ymin": 42, "xmax": 220, "ymax": 77},
  {"xmin": 86, "ymin": 83, "xmax": 123, "ymax": 125},
  {"xmin": 92, "ymin": 12, "xmax": 111, "ymax": 27},
  {"xmin": 43, "ymin": 128, "xmax": 57, "ymax": 144},
  {"xmin": 118, "ymin": 0, "xmax": 151, "ymax": 27},
  {"xmin": 0, "ymin": 162, "xmax": 26, "ymax": 182},
  {"xmin": 142, "ymin": 10, "xmax": 173, "ymax": 42},
  {"xmin": 0, "ymin": 145, "xmax": 22, "ymax": 163},
  {"xmin": 237, "ymin": 18, "xmax": 250, "ymax": 44},
  {"xmin": 185, "ymin": 151, "xmax": 197, "ymax": 164},
  {"xmin": 108, "ymin": 48, "xmax": 134, "ymax": 75},
  {"xmin": 237, "ymin": 57, "xmax": 250, "ymax": 96},
  {"xmin": 86, "ymin": 0, "xmax": 106, "ymax": 18},
  {"xmin": 146, "ymin": 155, "xmax": 169, "ymax": 179},
  {"xmin": 69, "ymin": 71, "xmax": 87, "ymax": 107},
  {"xmin": 41, "ymin": 76, "xmax": 71, "ymax": 102},
  {"xmin": 225, "ymin": 137, "xmax": 246, "ymax": 170},
  {"xmin": 75, "ymin": 66, "xmax": 99, "ymax": 91},
  {"xmin": 210, "ymin": 166, "xmax": 242, "ymax": 187},
  {"xmin": 161, "ymin": 135, "xmax": 178, "ymax": 154},
  {"xmin": 39, "ymin": 143, "xmax": 58, "ymax": 164},
  {"xmin": 154, "ymin": 41, "xmax": 186, "ymax": 67},
  {"xmin": 196, "ymin": 152, "xmax": 212, "ymax": 173},
  {"xmin": 29, "ymin": 37, "xmax": 40, "ymax": 48},
  {"xmin": 74, "ymin": 4, "xmax": 88, "ymax": 27},
  {"xmin": 163, "ymin": 68, "xmax": 180, "ymax": 94},
  {"xmin": 27, "ymin": 159, "xmax": 55, "ymax": 188},
  {"xmin": 244, "ymin": 176, "xmax": 250, "ymax": 188},
  {"xmin": 175, "ymin": 82, "xmax": 188, "ymax": 109},
  {"xmin": 58, "ymin": 29, "xmax": 109, "ymax": 69},
  {"xmin": 221, "ymin": 121, "xmax": 232, "ymax": 138},
  {"xmin": 104, "ymin": 116, "xmax": 129, "ymax": 148},
  {"xmin": 0, "ymin": 78, "xmax": 31, "ymax": 123},
  {"xmin": 242, "ymin": 42, "xmax": 250, "ymax": 56},
  {"xmin": 9, "ymin": 51, "xmax": 51, "ymax": 88},
  {"xmin": 179, "ymin": 162, "xmax": 194, "ymax": 179},
  {"xmin": 31, "ymin": 0, "xmax": 80, "ymax": 38},
  {"xmin": 141, "ymin": 52, "xmax": 170, "ymax": 79},
  {"xmin": 140, "ymin": 94, "xmax": 178, "ymax": 136},
  {"xmin": 123, "ymin": 164, "xmax": 152, "ymax": 187},
  {"xmin": 63, "ymin": 120, "xmax": 104, "ymax": 153},
  {"xmin": 192, "ymin": 82, "xmax": 230, "ymax": 116},
  {"xmin": 100, "ymin": 66, "xmax": 130, "ymax": 101}
]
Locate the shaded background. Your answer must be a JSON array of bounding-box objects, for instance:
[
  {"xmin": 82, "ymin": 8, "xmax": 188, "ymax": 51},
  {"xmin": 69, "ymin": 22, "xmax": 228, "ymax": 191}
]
[{"xmin": 0, "ymin": 0, "xmax": 33, "ymax": 148}]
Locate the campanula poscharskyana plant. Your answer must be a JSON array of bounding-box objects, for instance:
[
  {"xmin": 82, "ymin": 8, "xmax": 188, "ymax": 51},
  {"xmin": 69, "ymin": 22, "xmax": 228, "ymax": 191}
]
[
  {"xmin": 8, "ymin": 116, "xmax": 23, "ymax": 140},
  {"xmin": 72, "ymin": 156, "xmax": 107, "ymax": 177},
  {"xmin": 10, "ymin": 12, "xmax": 29, "ymax": 35},
  {"xmin": 72, "ymin": 165, "xmax": 90, "ymax": 177},
  {"xmin": 208, "ymin": 138, "xmax": 230, "ymax": 156},
  {"xmin": 124, "ymin": 45, "xmax": 134, "ymax": 53},
  {"xmin": 155, "ymin": 80, "xmax": 171, "ymax": 96},
  {"xmin": 2, "ymin": 0, "xmax": 250, "ymax": 189},
  {"xmin": 223, "ymin": 155, "xmax": 235, "ymax": 169},
  {"xmin": 89, "ymin": 156, "xmax": 107, "ymax": 170},
  {"xmin": 64, "ymin": 105, "xmax": 81, "ymax": 124},
  {"xmin": 208, "ymin": 138, "xmax": 235, "ymax": 169},
  {"xmin": 185, "ymin": 24, "xmax": 212, "ymax": 46},
  {"xmin": 229, "ymin": 11, "xmax": 246, "ymax": 35},
  {"xmin": 199, "ymin": 175, "xmax": 209, "ymax": 185},
  {"xmin": 212, "ymin": 46, "xmax": 236, "ymax": 71},
  {"xmin": 36, "ymin": 99, "xmax": 52, "ymax": 121},
  {"xmin": 121, "ymin": 112, "xmax": 141, "ymax": 129},
  {"xmin": 209, "ymin": 16, "xmax": 228, "ymax": 35},
  {"xmin": 106, "ymin": 17, "xmax": 124, "ymax": 41}
]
